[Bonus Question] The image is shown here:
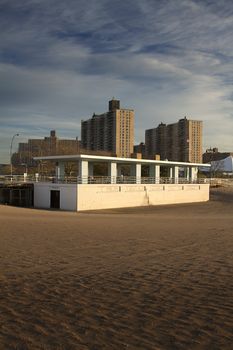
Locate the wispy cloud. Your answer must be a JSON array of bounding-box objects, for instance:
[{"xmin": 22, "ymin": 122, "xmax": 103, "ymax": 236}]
[{"xmin": 0, "ymin": 0, "xmax": 233, "ymax": 162}]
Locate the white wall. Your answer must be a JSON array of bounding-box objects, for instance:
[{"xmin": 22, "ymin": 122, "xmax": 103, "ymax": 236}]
[
  {"xmin": 34, "ymin": 183, "xmax": 77, "ymax": 211},
  {"xmin": 147, "ymin": 184, "xmax": 209, "ymax": 206},
  {"xmin": 33, "ymin": 183, "xmax": 209, "ymax": 212},
  {"xmin": 77, "ymin": 184, "xmax": 209, "ymax": 211}
]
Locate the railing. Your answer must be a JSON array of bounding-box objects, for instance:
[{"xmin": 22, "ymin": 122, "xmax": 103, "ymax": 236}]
[
  {"xmin": 210, "ymin": 178, "xmax": 233, "ymax": 188},
  {"xmin": 0, "ymin": 175, "xmax": 35, "ymax": 183},
  {"xmin": 0, "ymin": 174, "xmax": 210, "ymax": 185}
]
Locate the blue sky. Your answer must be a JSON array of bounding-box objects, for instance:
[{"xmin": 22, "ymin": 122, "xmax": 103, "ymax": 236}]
[{"xmin": 1, "ymin": 0, "xmax": 233, "ymax": 163}]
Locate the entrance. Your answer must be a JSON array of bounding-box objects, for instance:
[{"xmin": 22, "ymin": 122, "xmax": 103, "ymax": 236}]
[{"xmin": 50, "ymin": 190, "xmax": 60, "ymax": 209}]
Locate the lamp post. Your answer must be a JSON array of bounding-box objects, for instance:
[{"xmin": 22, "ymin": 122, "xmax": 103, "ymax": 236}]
[
  {"xmin": 10, "ymin": 133, "xmax": 19, "ymax": 179},
  {"xmin": 21, "ymin": 163, "xmax": 28, "ymax": 174}
]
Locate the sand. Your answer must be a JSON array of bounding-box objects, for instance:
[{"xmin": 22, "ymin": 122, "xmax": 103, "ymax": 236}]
[{"xmin": 0, "ymin": 187, "xmax": 233, "ymax": 349}]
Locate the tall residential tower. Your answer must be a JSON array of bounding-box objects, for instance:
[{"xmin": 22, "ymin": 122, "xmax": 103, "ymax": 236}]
[
  {"xmin": 81, "ymin": 98, "xmax": 134, "ymax": 158},
  {"xmin": 145, "ymin": 117, "xmax": 203, "ymax": 163}
]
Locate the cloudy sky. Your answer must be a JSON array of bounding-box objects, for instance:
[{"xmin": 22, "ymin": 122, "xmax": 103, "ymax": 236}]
[{"xmin": 1, "ymin": 0, "xmax": 233, "ymax": 163}]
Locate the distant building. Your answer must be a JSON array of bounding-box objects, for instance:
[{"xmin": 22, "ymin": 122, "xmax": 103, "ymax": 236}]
[
  {"xmin": 210, "ymin": 155, "xmax": 233, "ymax": 173},
  {"xmin": 81, "ymin": 98, "xmax": 134, "ymax": 158},
  {"xmin": 145, "ymin": 122, "xmax": 167, "ymax": 160},
  {"xmin": 133, "ymin": 142, "xmax": 146, "ymax": 157},
  {"xmin": 145, "ymin": 117, "xmax": 203, "ymax": 163},
  {"xmin": 202, "ymin": 147, "xmax": 233, "ymax": 163},
  {"xmin": 13, "ymin": 130, "xmax": 80, "ymax": 166},
  {"xmin": 0, "ymin": 164, "xmax": 9, "ymax": 174}
]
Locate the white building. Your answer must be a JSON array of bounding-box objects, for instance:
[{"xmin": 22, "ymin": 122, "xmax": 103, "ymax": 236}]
[
  {"xmin": 32, "ymin": 154, "xmax": 210, "ymax": 211},
  {"xmin": 211, "ymin": 156, "xmax": 233, "ymax": 173}
]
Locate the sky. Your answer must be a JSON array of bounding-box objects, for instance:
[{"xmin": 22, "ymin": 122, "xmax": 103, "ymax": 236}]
[{"xmin": 1, "ymin": 0, "xmax": 233, "ymax": 163}]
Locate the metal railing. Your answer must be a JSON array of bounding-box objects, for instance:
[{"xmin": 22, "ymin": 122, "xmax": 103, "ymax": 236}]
[
  {"xmin": 210, "ymin": 178, "xmax": 233, "ymax": 188},
  {"xmin": 0, "ymin": 174, "xmax": 210, "ymax": 185},
  {"xmin": 0, "ymin": 175, "xmax": 35, "ymax": 184}
]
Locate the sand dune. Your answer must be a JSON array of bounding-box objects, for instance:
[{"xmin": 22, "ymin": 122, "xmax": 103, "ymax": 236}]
[{"xmin": 0, "ymin": 188, "xmax": 233, "ymax": 349}]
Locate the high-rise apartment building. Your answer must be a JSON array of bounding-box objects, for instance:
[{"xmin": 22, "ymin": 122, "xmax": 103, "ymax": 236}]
[
  {"xmin": 145, "ymin": 122, "xmax": 167, "ymax": 160},
  {"xmin": 81, "ymin": 99, "xmax": 134, "ymax": 158},
  {"xmin": 145, "ymin": 117, "xmax": 203, "ymax": 163}
]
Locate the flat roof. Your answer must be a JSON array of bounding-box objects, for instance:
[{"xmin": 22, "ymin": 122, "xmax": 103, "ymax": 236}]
[{"xmin": 34, "ymin": 154, "xmax": 211, "ymax": 168}]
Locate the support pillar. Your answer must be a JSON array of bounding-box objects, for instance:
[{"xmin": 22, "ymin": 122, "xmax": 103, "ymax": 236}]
[
  {"xmin": 130, "ymin": 163, "xmax": 141, "ymax": 184},
  {"xmin": 184, "ymin": 167, "xmax": 190, "ymax": 182},
  {"xmin": 173, "ymin": 166, "xmax": 179, "ymax": 184},
  {"xmin": 55, "ymin": 162, "xmax": 65, "ymax": 180},
  {"xmin": 149, "ymin": 165, "xmax": 160, "ymax": 183},
  {"xmin": 108, "ymin": 162, "xmax": 117, "ymax": 184},
  {"xmin": 79, "ymin": 160, "xmax": 88, "ymax": 184},
  {"xmin": 190, "ymin": 167, "xmax": 198, "ymax": 183},
  {"xmin": 169, "ymin": 167, "xmax": 173, "ymax": 183}
]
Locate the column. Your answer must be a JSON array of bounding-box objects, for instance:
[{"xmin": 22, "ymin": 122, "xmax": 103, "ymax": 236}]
[
  {"xmin": 55, "ymin": 162, "xmax": 65, "ymax": 180},
  {"xmin": 79, "ymin": 160, "xmax": 88, "ymax": 184},
  {"xmin": 190, "ymin": 167, "xmax": 198, "ymax": 183},
  {"xmin": 169, "ymin": 167, "xmax": 173, "ymax": 183},
  {"xmin": 149, "ymin": 165, "xmax": 160, "ymax": 184},
  {"xmin": 35, "ymin": 173, "xmax": 39, "ymax": 182},
  {"xmin": 173, "ymin": 166, "xmax": 179, "ymax": 184},
  {"xmin": 108, "ymin": 162, "xmax": 117, "ymax": 184},
  {"xmin": 130, "ymin": 163, "xmax": 141, "ymax": 184},
  {"xmin": 184, "ymin": 167, "xmax": 190, "ymax": 182}
]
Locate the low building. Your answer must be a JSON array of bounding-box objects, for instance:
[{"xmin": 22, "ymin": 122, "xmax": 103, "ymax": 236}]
[
  {"xmin": 30, "ymin": 154, "xmax": 210, "ymax": 211},
  {"xmin": 210, "ymin": 156, "xmax": 233, "ymax": 174}
]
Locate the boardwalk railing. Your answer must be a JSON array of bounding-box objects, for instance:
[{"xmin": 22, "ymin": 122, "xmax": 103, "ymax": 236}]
[
  {"xmin": 210, "ymin": 178, "xmax": 233, "ymax": 188},
  {"xmin": 0, "ymin": 174, "xmax": 210, "ymax": 185}
]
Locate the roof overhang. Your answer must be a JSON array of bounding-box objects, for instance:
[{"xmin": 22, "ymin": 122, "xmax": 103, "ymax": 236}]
[{"xmin": 34, "ymin": 154, "xmax": 211, "ymax": 168}]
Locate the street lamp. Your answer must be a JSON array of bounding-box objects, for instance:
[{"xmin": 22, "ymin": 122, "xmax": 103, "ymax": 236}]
[
  {"xmin": 21, "ymin": 163, "xmax": 28, "ymax": 174},
  {"xmin": 10, "ymin": 133, "xmax": 19, "ymax": 178}
]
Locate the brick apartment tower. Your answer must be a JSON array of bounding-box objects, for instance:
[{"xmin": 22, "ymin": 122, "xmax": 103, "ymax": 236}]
[
  {"xmin": 81, "ymin": 98, "xmax": 134, "ymax": 158},
  {"xmin": 145, "ymin": 117, "xmax": 203, "ymax": 163}
]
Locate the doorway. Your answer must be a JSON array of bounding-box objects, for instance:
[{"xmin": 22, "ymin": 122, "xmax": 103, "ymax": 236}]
[{"xmin": 50, "ymin": 190, "xmax": 60, "ymax": 209}]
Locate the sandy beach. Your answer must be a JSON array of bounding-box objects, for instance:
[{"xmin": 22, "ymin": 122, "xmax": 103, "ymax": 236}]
[{"xmin": 0, "ymin": 187, "xmax": 233, "ymax": 349}]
